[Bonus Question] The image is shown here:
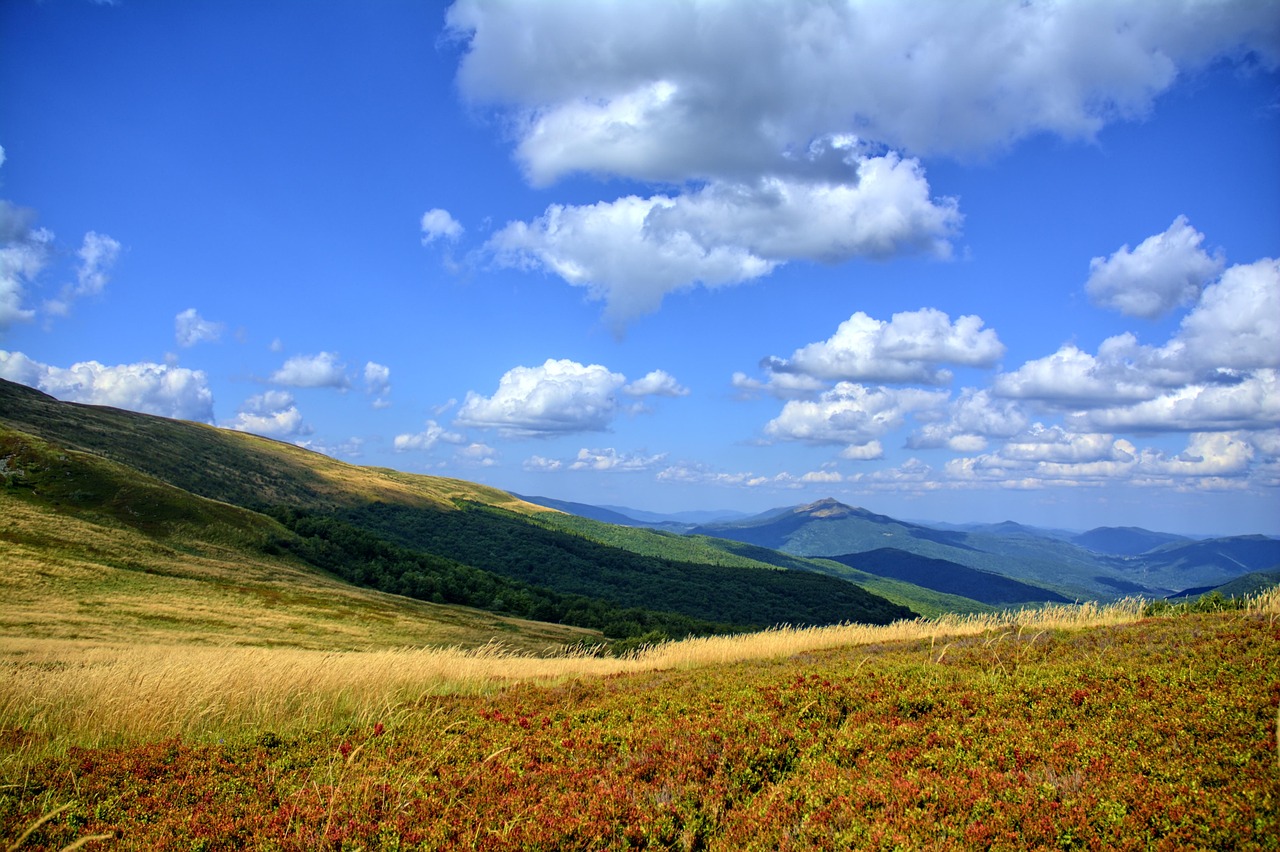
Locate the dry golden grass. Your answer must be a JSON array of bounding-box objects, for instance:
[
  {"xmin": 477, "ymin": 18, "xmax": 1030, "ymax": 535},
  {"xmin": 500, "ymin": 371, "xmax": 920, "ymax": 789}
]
[
  {"xmin": 9, "ymin": 590, "xmax": 1274, "ymax": 768},
  {"xmin": 0, "ymin": 495, "xmax": 592, "ymax": 653}
]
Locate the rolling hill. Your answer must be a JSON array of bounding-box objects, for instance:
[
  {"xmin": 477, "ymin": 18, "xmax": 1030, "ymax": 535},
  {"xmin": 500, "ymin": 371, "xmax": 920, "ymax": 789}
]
[
  {"xmin": 0, "ymin": 379, "xmax": 915, "ymax": 643},
  {"xmin": 0, "ymin": 423, "xmax": 589, "ymax": 652},
  {"xmin": 824, "ymin": 548, "xmax": 1072, "ymax": 606},
  {"xmin": 1072, "ymin": 526, "xmax": 1191, "ymax": 556},
  {"xmin": 689, "ymin": 497, "xmax": 1267, "ymax": 602}
]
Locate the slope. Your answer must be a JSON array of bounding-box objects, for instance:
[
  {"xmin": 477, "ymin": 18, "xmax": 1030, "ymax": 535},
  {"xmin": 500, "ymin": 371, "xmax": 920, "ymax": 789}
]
[
  {"xmin": 0, "ymin": 380, "xmax": 914, "ymax": 631},
  {"xmin": 530, "ymin": 509, "xmax": 991, "ymax": 617},
  {"xmin": 1072, "ymin": 526, "xmax": 1191, "ymax": 556},
  {"xmin": 690, "ymin": 498, "xmax": 1089, "ymax": 600},
  {"xmin": 0, "ymin": 425, "xmax": 589, "ymax": 652},
  {"xmin": 825, "ymin": 548, "xmax": 1073, "ymax": 606}
]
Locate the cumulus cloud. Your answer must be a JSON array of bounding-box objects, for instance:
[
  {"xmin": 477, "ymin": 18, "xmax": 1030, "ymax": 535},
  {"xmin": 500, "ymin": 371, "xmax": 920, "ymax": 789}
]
[
  {"xmin": 622, "ymin": 369, "xmax": 688, "ymax": 398},
  {"xmin": 908, "ymin": 388, "xmax": 1028, "ymax": 451},
  {"xmin": 1174, "ymin": 258, "xmax": 1280, "ymax": 372},
  {"xmin": 1085, "ymin": 216, "xmax": 1224, "ymax": 318},
  {"xmin": 393, "ymin": 419, "xmax": 465, "ymax": 452},
  {"xmin": 456, "ymin": 442, "xmax": 499, "ymax": 466},
  {"xmin": 839, "ymin": 441, "xmax": 885, "ymax": 461},
  {"xmin": 997, "ymin": 256, "xmax": 1280, "ymax": 431},
  {"xmin": 655, "ymin": 462, "xmax": 803, "ymax": 490},
  {"xmin": 944, "ymin": 430, "xmax": 1259, "ymax": 490},
  {"xmin": 364, "ymin": 361, "xmax": 392, "ymax": 408},
  {"xmin": 999, "ymin": 424, "xmax": 1135, "ymax": 465},
  {"xmin": 270, "ymin": 352, "xmax": 350, "ymax": 389},
  {"xmin": 174, "ymin": 308, "xmax": 225, "ymax": 347},
  {"xmin": 1068, "ymin": 369, "xmax": 1280, "ymax": 433},
  {"xmin": 731, "ymin": 369, "xmax": 825, "ymax": 400},
  {"xmin": 566, "ymin": 447, "xmax": 668, "ymax": 472},
  {"xmin": 523, "ymin": 455, "xmax": 563, "ymax": 472},
  {"xmin": 764, "ymin": 382, "xmax": 948, "ymax": 446},
  {"xmin": 456, "ymin": 358, "xmax": 683, "ymax": 436},
  {"xmin": 0, "ymin": 349, "xmax": 215, "ymax": 422},
  {"xmin": 227, "ymin": 391, "xmax": 310, "ymax": 438},
  {"xmin": 456, "ymin": 358, "xmax": 625, "ymax": 436},
  {"xmin": 0, "ymin": 201, "xmax": 51, "ymax": 331},
  {"xmin": 449, "ymin": 1, "xmax": 1277, "ymax": 325},
  {"xmin": 489, "ymin": 162, "xmax": 959, "ymax": 324},
  {"xmin": 44, "ymin": 231, "xmax": 122, "ymax": 318},
  {"xmin": 448, "ymin": 0, "xmax": 1279, "ymax": 179},
  {"xmin": 421, "ymin": 208, "xmax": 464, "ymax": 244},
  {"xmin": 757, "ymin": 308, "xmax": 1003, "ymax": 389}
]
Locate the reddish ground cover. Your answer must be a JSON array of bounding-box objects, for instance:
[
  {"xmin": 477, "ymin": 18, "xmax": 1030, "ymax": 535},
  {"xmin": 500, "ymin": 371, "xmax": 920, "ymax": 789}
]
[{"xmin": 4, "ymin": 611, "xmax": 1277, "ymax": 850}]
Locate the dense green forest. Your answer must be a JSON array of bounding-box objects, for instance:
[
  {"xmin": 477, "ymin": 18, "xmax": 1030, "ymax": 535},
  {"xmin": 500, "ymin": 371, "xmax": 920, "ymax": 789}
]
[
  {"xmin": 267, "ymin": 508, "xmax": 724, "ymax": 645},
  {"xmin": 337, "ymin": 502, "xmax": 915, "ymax": 629}
]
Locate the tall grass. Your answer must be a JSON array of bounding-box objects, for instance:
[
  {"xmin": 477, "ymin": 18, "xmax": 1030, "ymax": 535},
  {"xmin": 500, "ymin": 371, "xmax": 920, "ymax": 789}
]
[{"xmin": 3, "ymin": 589, "xmax": 1276, "ymax": 765}]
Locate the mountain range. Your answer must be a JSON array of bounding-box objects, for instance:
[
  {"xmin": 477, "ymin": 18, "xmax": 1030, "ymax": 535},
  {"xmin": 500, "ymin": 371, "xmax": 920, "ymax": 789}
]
[
  {"xmin": 0, "ymin": 379, "xmax": 917, "ymax": 651},
  {"xmin": 3, "ymin": 377, "xmax": 1275, "ymax": 653}
]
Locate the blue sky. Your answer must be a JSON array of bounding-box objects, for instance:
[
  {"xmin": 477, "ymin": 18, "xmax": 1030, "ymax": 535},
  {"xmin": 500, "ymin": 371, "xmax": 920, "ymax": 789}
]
[{"xmin": 2, "ymin": 0, "xmax": 1278, "ymax": 535}]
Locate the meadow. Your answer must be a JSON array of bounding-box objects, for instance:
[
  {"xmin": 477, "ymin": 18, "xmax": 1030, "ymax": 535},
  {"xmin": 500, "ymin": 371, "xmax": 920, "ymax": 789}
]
[{"xmin": 3, "ymin": 591, "xmax": 1277, "ymax": 850}]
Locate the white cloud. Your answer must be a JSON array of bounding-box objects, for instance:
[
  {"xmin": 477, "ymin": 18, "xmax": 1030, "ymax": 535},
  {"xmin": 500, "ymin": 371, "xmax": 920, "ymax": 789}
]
[
  {"xmin": 393, "ymin": 420, "xmax": 465, "ymax": 452},
  {"xmin": 488, "ymin": 193, "xmax": 777, "ymax": 324},
  {"xmin": 44, "ymin": 231, "xmax": 121, "ymax": 318},
  {"xmin": 1136, "ymin": 432, "xmax": 1254, "ymax": 479},
  {"xmin": 764, "ymin": 382, "xmax": 948, "ymax": 446},
  {"xmin": 270, "ymin": 351, "xmax": 350, "ymax": 389},
  {"xmin": 760, "ymin": 308, "xmax": 1003, "ymax": 388},
  {"xmin": 523, "ymin": 454, "xmax": 563, "ymax": 472},
  {"xmin": 622, "ymin": 369, "xmax": 688, "ymax": 398},
  {"xmin": 1085, "ymin": 216, "xmax": 1224, "ymax": 318},
  {"xmin": 1174, "ymin": 258, "xmax": 1280, "ymax": 373},
  {"xmin": 943, "ymin": 430, "xmax": 1259, "ymax": 490},
  {"xmin": 0, "ymin": 349, "xmax": 215, "ymax": 422},
  {"xmin": 364, "ymin": 361, "xmax": 392, "ymax": 407},
  {"xmin": 731, "ymin": 369, "xmax": 825, "ymax": 400},
  {"xmin": 227, "ymin": 390, "xmax": 310, "ymax": 438},
  {"xmin": 448, "ymin": 0, "xmax": 1279, "ymax": 179},
  {"xmin": 174, "ymin": 308, "xmax": 225, "ymax": 347},
  {"xmin": 839, "ymin": 441, "xmax": 885, "ymax": 461},
  {"xmin": 451, "ymin": 1, "xmax": 1275, "ymax": 325},
  {"xmin": 999, "ymin": 424, "xmax": 1134, "ymax": 465},
  {"xmin": 908, "ymin": 388, "xmax": 1028, "ymax": 450},
  {"xmin": 456, "ymin": 442, "xmax": 499, "ymax": 466},
  {"xmin": 421, "ymin": 208, "xmax": 464, "ymax": 244},
  {"xmin": 489, "ymin": 163, "xmax": 959, "ymax": 325},
  {"xmin": 456, "ymin": 358, "xmax": 681, "ymax": 437},
  {"xmin": 1068, "ymin": 369, "xmax": 1280, "ymax": 434},
  {"xmin": 568, "ymin": 447, "xmax": 667, "ymax": 472},
  {"xmin": 655, "ymin": 462, "xmax": 804, "ymax": 490},
  {"xmin": 0, "ymin": 201, "xmax": 51, "ymax": 331},
  {"xmin": 997, "ymin": 256, "xmax": 1280, "ymax": 434}
]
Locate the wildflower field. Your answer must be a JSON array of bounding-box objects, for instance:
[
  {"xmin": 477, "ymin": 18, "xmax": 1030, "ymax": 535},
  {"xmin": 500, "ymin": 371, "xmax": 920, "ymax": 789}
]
[{"xmin": 3, "ymin": 596, "xmax": 1278, "ymax": 850}]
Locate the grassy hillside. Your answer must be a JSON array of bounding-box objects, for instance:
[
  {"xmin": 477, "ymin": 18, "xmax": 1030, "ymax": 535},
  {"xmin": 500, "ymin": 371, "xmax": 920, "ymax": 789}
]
[
  {"xmin": 1071, "ymin": 525, "xmax": 1190, "ymax": 555},
  {"xmin": 4, "ymin": 595, "xmax": 1276, "ymax": 850},
  {"xmin": 0, "ymin": 426, "xmax": 590, "ymax": 652},
  {"xmin": 0, "ymin": 378, "xmax": 541, "ymax": 514},
  {"xmin": 0, "ymin": 380, "xmax": 917, "ymax": 638},
  {"xmin": 534, "ymin": 506, "xmax": 990, "ymax": 617},
  {"xmin": 826, "ymin": 548, "xmax": 1073, "ymax": 606}
]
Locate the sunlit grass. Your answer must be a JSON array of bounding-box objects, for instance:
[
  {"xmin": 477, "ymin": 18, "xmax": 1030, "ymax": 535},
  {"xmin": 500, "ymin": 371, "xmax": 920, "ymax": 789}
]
[{"xmin": 6, "ymin": 589, "xmax": 1273, "ymax": 771}]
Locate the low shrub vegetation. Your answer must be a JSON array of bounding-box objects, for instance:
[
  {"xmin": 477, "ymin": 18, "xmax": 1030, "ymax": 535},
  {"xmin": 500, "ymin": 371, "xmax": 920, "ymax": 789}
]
[{"xmin": 3, "ymin": 590, "xmax": 1277, "ymax": 849}]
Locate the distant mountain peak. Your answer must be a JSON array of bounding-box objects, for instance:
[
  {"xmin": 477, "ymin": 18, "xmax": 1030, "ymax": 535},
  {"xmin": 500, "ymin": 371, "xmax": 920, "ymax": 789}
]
[{"xmin": 795, "ymin": 498, "xmax": 862, "ymax": 518}]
